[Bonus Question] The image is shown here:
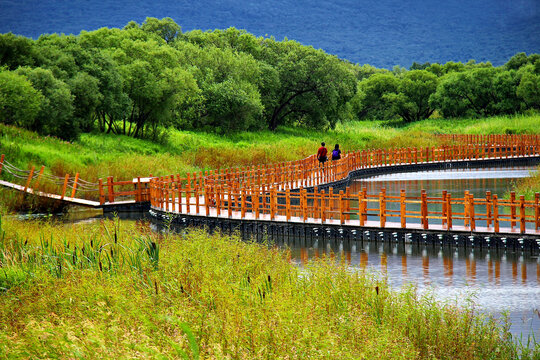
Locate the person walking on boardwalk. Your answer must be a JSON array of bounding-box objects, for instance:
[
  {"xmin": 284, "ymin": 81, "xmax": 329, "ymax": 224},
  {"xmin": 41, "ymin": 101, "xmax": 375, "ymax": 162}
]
[
  {"xmin": 317, "ymin": 142, "xmax": 328, "ymax": 169},
  {"xmin": 331, "ymin": 144, "xmax": 341, "ymax": 161}
]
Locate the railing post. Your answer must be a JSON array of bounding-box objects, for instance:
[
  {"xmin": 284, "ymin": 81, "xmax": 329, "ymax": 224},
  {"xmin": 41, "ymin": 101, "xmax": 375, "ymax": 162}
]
[
  {"xmin": 534, "ymin": 193, "xmax": 540, "ymax": 230},
  {"xmin": 359, "ymin": 191, "xmax": 365, "ymax": 226},
  {"xmin": 379, "ymin": 190, "xmax": 386, "ymax": 228},
  {"xmin": 469, "ymin": 194, "xmax": 475, "ymax": 231},
  {"xmin": 464, "ymin": 190, "xmax": 470, "ymax": 227},
  {"xmin": 519, "ymin": 195, "xmax": 526, "ymax": 234},
  {"xmin": 171, "ymin": 183, "xmax": 177, "ymax": 212},
  {"xmin": 486, "ymin": 191, "xmax": 492, "ymax": 228},
  {"xmin": 446, "ymin": 193, "xmax": 452, "ymax": 230},
  {"xmin": 34, "ymin": 165, "xmax": 45, "ymax": 190},
  {"xmin": 107, "ymin": 176, "xmax": 114, "ymax": 203},
  {"xmin": 70, "ymin": 172, "xmax": 79, "ymax": 198},
  {"xmin": 195, "ymin": 185, "xmax": 200, "ymax": 215},
  {"xmin": 320, "ymin": 190, "xmax": 326, "ymax": 224},
  {"xmin": 421, "ymin": 190, "xmax": 428, "ymax": 230},
  {"xmin": 23, "ymin": 166, "xmax": 35, "ymax": 193},
  {"xmin": 241, "ymin": 188, "xmax": 246, "ymax": 219},
  {"xmin": 510, "ymin": 191, "xmax": 516, "ymax": 229},
  {"xmin": 0, "ymin": 154, "xmax": 4, "ymax": 175},
  {"xmin": 254, "ymin": 186, "xmax": 260, "ymax": 219},
  {"xmin": 286, "ymin": 188, "xmax": 291, "ymax": 221},
  {"xmin": 99, "ymin": 179, "xmax": 105, "ymax": 205},
  {"xmin": 493, "ymin": 195, "xmax": 499, "ymax": 233},
  {"xmin": 339, "ymin": 190, "xmax": 345, "ymax": 224},
  {"xmin": 216, "ymin": 185, "xmax": 221, "ymax": 216},
  {"xmin": 204, "ymin": 185, "xmax": 210, "ymax": 216},
  {"xmin": 442, "ymin": 190, "xmax": 447, "ymax": 226},
  {"xmin": 302, "ymin": 189, "xmax": 307, "ymax": 222},
  {"xmin": 136, "ymin": 177, "xmax": 142, "ymax": 202},
  {"xmin": 400, "ymin": 189, "xmax": 406, "ymax": 228},
  {"xmin": 61, "ymin": 173, "xmax": 70, "ymax": 200}
]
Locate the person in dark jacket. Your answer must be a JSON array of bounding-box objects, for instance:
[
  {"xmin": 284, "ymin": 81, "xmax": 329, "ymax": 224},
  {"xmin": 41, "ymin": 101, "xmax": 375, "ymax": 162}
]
[{"xmin": 331, "ymin": 144, "xmax": 341, "ymax": 160}]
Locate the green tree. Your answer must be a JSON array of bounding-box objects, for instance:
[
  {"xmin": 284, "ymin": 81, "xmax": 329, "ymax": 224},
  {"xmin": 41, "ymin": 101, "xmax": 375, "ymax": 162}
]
[
  {"xmin": 0, "ymin": 69, "xmax": 43, "ymax": 127},
  {"xmin": 385, "ymin": 70, "xmax": 438, "ymax": 122},
  {"xmin": 517, "ymin": 62, "xmax": 540, "ymax": 110},
  {"xmin": 430, "ymin": 67, "xmax": 521, "ymax": 118},
  {"xmin": 353, "ymin": 73, "xmax": 399, "ymax": 120},
  {"xmin": 16, "ymin": 67, "xmax": 76, "ymax": 140},
  {"xmin": 0, "ymin": 33, "xmax": 36, "ymax": 70},
  {"xmin": 201, "ymin": 79, "xmax": 263, "ymax": 133},
  {"xmin": 141, "ymin": 17, "xmax": 182, "ymax": 44}
]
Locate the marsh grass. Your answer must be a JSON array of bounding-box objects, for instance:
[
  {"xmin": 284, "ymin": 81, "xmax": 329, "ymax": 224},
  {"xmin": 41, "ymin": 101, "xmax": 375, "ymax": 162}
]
[{"xmin": 0, "ymin": 215, "xmax": 536, "ymax": 358}]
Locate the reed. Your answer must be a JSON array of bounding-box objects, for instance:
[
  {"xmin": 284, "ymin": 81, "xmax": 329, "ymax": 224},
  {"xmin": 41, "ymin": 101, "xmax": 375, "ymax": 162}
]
[{"xmin": 0, "ymin": 216, "xmax": 536, "ymax": 359}]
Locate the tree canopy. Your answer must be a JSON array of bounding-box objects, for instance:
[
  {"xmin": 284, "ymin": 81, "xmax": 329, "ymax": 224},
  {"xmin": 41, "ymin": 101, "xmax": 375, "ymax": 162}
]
[{"xmin": 0, "ymin": 18, "xmax": 538, "ymax": 140}]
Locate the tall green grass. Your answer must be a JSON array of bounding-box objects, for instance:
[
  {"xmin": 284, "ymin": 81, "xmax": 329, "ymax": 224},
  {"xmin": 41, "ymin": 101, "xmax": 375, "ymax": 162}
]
[{"xmin": 0, "ymin": 215, "xmax": 537, "ymax": 359}]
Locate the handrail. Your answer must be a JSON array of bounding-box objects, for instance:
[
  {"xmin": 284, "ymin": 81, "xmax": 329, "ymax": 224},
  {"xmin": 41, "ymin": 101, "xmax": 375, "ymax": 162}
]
[{"xmin": 150, "ymin": 135, "xmax": 540, "ymax": 235}]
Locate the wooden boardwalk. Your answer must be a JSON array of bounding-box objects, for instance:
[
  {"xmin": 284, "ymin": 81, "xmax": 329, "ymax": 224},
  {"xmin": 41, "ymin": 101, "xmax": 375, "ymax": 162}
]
[{"xmin": 2, "ymin": 134, "xmax": 540, "ymax": 242}]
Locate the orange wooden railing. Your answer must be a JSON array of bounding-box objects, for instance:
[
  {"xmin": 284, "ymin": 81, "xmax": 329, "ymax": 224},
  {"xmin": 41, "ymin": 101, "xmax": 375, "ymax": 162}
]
[{"xmin": 149, "ymin": 135, "xmax": 540, "ymax": 235}]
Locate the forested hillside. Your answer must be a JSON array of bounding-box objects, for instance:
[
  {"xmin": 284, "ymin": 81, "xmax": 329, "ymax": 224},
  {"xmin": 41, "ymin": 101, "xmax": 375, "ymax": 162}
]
[{"xmin": 0, "ymin": 18, "xmax": 539, "ymax": 141}]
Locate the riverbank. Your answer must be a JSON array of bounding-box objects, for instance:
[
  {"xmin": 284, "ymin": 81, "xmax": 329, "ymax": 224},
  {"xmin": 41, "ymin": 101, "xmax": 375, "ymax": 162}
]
[{"xmin": 0, "ymin": 215, "xmax": 536, "ymax": 359}]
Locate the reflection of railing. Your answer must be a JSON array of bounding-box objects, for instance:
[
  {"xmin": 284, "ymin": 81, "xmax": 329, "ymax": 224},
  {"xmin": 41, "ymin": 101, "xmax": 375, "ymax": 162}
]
[{"xmin": 150, "ymin": 136, "xmax": 540, "ymax": 235}]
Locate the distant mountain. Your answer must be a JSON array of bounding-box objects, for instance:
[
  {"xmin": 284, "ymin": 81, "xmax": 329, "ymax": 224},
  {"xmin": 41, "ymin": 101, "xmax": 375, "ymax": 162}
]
[{"xmin": 1, "ymin": 0, "xmax": 538, "ymax": 68}]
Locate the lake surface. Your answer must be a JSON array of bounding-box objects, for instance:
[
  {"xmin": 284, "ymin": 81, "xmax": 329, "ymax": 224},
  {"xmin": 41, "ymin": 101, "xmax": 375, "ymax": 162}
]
[{"xmin": 1, "ymin": 0, "xmax": 538, "ymax": 68}]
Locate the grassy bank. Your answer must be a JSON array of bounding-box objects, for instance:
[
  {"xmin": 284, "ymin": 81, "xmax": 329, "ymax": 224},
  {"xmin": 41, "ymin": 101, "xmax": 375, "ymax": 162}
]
[{"xmin": 1, "ymin": 215, "xmax": 536, "ymax": 359}]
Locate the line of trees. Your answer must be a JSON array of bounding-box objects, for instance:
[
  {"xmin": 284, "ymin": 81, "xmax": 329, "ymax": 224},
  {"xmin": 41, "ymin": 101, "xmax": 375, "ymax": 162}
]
[{"xmin": 0, "ymin": 18, "xmax": 538, "ymax": 141}]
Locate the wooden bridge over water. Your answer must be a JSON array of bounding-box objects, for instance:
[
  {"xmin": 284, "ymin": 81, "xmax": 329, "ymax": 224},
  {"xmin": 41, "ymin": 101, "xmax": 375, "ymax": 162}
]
[{"xmin": 2, "ymin": 134, "xmax": 540, "ymax": 249}]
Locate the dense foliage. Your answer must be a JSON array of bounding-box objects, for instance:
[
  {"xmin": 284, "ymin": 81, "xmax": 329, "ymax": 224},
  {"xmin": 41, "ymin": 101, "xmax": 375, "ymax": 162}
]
[{"xmin": 0, "ymin": 18, "xmax": 538, "ymax": 141}]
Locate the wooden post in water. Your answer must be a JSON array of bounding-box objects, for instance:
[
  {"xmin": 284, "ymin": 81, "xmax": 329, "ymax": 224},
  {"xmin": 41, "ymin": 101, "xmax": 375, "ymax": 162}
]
[
  {"xmin": 23, "ymin": 166, "xmax": 35, "ymax": 193},
  {"xmin": 70, "ymin": 173, "xmax": 79, "ymax": 198}
]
